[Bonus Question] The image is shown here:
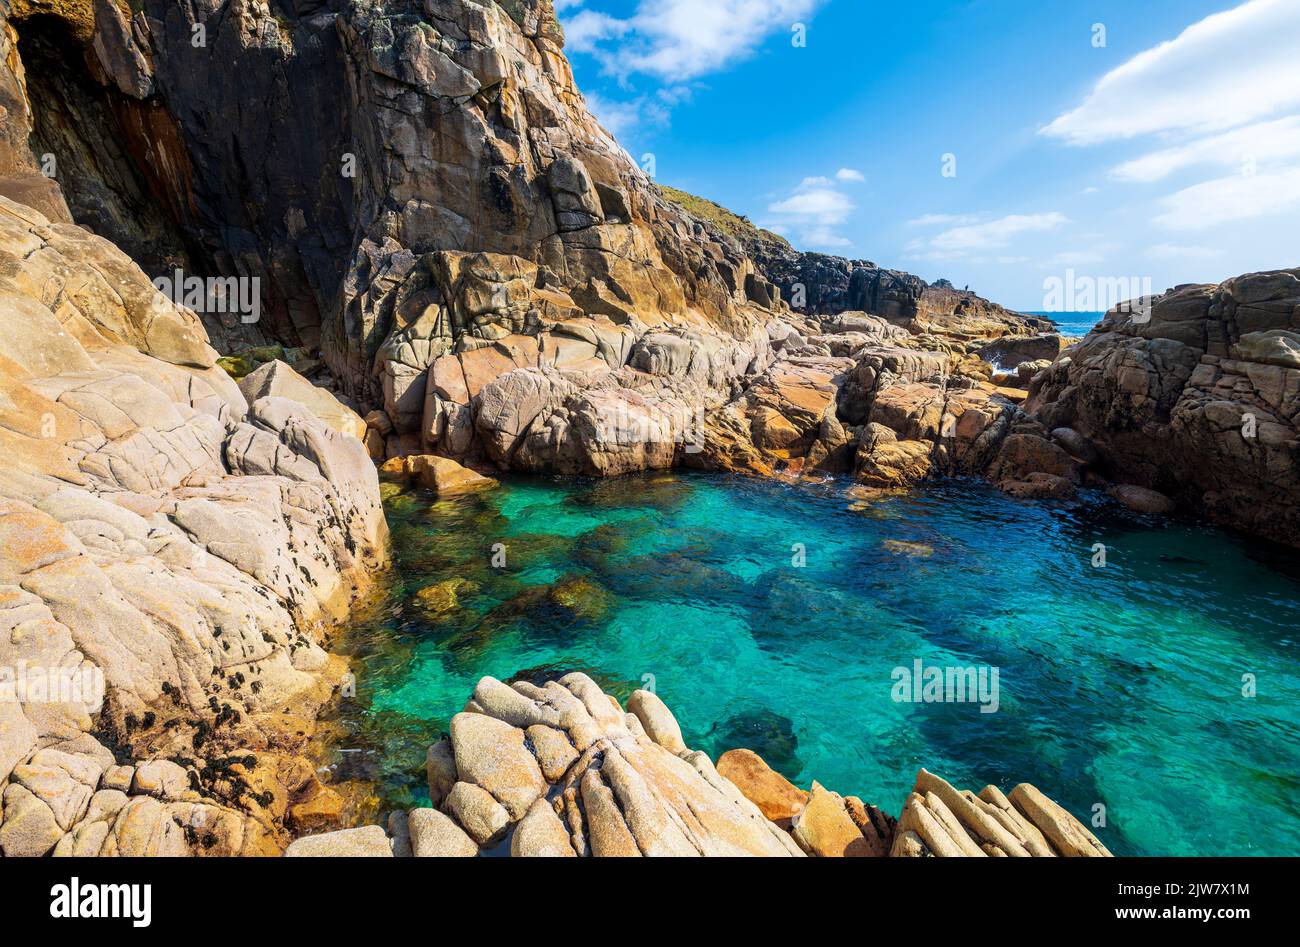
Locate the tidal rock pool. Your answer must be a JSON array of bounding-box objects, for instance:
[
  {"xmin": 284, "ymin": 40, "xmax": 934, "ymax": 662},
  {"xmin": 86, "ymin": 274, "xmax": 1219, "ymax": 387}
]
[{"xmin": 325, "ymin": 473, "xmax": 1300, "ymax": 856}]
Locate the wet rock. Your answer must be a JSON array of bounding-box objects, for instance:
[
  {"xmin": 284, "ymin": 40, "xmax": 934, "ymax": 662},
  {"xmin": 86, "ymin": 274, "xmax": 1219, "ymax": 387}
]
[
  {"xmin": 1001, "ymin": 472, "xmax": 1077, "ymax": 500},
  {"xmin": 567, "ymin": 475, "xmax": 694, "ymax": 513},
  {"xmin": 855, "ymin": 425, "xmax": 934, "ymax": 488},
  {"xmin": 385, "ymin": 455, "xmax": 500, "ymax": 497},
  {"xmin": 601, "ymin": 553, "xmax": 746, "ymax": 602},
  {"xmin": 287, "ymin": 781, "xmax": 345, "ymax": 832},
  {"xmin": 489, "ymin": 574, "xmax": 616, "ymax": 630},
  {"xmin": 1051, "ymin": 427, "xmax": 1099, "ymax": 465},
  {"xmin": 414, "ymin": 577, "xmax": 479, "ymax": 618},
  {"xmin": 882, "ymin": 539, "xmax": 936, "ymax": 558},
  {"xmin": 1110, "ymin": 484, "xmax": 1176, "ymax": 515}
]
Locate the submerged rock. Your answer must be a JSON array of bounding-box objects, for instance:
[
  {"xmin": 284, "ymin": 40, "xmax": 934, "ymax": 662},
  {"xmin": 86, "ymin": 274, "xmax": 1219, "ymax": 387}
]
[
  {"xmin": 566, "ymin": 475, "xmax": 693, "ymax": 512},
  {"xmin": 489, "ymin": 574, "xmax": 616, "ymax": 628},
  {"xmin": 708, "ymin": 707, "xmax": 802, "ymax": 775},
  {"xmin": 414, "ymin": 578, "xmax": 480, "ymax": 618}
]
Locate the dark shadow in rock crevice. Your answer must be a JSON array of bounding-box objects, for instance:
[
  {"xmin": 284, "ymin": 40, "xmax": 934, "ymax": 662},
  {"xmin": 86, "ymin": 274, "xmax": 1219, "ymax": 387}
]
[{"xmin": 16, "ymin": 12, "xmax": 197, "ymax": 276}]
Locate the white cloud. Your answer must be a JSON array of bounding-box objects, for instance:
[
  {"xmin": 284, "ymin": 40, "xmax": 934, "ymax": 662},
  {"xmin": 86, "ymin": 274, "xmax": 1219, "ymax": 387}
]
[
  {"xmin": 907, "ymin": 213, "xmax": 979, "ymax": 227},
  {"xmin": 1110, "ymin": 116, "xmax": 1300, "ymax": 182},
  {"xmin": 902, "ymin": 213, "xmax": 1069, "ymax": 265},
  {"xmin": 770, "ymin": 188, "xmax": 853, "ymax": 219},
  {"xmin": 836, "ymin": 168, "xmax": 866, "ymax": 182},
  {"xmin": 762, "ymin": 175, "xmax": 856, "ymax": 249},
  {"xmin": 564, "ymin": 10, "xmax": 630, "ymax": 53},
  {"xmin": 562, "ymin": 0, "xmax": 820, "ymax": 81},
  {"xmin": 583, "ymin": 91, "xmax": 670, "ymax": 138},
  {"xmin": 1038, "ymin": 251, "xmax": 1106, "ymax": 268},
  {"xmin": 1041, "ymin": 0, "xmax": 1300, "ymax": 145},
  {"xmin": 1153, "ymin": 167, "xmax": 1300, "ymax": 230},
  {"xmin": 928, "ymin": 213, "xmax": 1069, "ymax": 252}
]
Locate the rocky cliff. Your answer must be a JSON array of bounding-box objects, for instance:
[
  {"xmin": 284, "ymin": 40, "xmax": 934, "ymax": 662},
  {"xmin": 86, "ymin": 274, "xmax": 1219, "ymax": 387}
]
[
  {"xmin": 0, "ymin": 0, "xmax": 1053, "ymax": 478},
  {"xmin": 746, "ymin": 242, "xmax": 1051, "ymax": 340},
  {"xmin": 0, "ymin": 0, "xmax": 1293, "ymax": 860},
  {"xmin": 1025, "ymin": 270, "xmax": 1300, "ymax": 547},
  {"xmin": 0, "ymin": 0, "xmax": 782, "ymax": 419},
  {"xmin": 655, "ymin": 184, "xmax": 1052, "ymax": 340},
  {"xmin": 0, "ymin": 194, "xmax": 387, "ymax": 856}
]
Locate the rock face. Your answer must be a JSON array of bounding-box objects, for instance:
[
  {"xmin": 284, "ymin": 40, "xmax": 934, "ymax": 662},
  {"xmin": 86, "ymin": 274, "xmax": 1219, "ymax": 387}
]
[
  {"xmin": 737, "ymin": 234, "xmax": 1052, "ymax": 340},
  {"xmin": 287, "ymin": 677, "xmax": 1110, "ymax": 858},
  {"xmin": 0, "ymin": 0, "xmax": 783, "ymax": 429},
  {"xmin": 1025, "ymin": 270, "xmax": 1300, "ymax": 546},
  {"xmin": 0, "ymin": 0, "xmax": 1057, "ymax": 487},
  {"xmin": 238, "ymin": 360, "xmax": 367, "ymax": 441},
  {"xmin": 0, "ymin": 195, "xmax": 387, "ymax": 856}
]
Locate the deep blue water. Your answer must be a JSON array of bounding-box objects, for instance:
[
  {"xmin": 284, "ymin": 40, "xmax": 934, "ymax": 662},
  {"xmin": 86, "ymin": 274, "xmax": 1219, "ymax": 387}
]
[
  {"xmin": 1027, "ymin": 311, "xmax": 1105, "ymax": 338},
  {"xmin": 330, "ymin": 473, "xmax": 1300, "ymax": 856}
]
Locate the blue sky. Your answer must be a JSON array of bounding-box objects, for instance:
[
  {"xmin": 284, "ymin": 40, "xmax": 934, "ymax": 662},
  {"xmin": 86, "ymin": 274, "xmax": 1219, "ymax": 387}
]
[{"xmin": 558, "ymin": 0, "xmax": 1300, "ymax": 310}]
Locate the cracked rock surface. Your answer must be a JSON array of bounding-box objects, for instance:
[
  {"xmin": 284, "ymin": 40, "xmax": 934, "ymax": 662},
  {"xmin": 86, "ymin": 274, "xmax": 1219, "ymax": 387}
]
[
  {"xmin": 287, "ymin": 675, "xmax": 1111, "ymax": 858},
  {"xmin": 0, "ymin": 195, "xmax": 387, "ymax": 856}
]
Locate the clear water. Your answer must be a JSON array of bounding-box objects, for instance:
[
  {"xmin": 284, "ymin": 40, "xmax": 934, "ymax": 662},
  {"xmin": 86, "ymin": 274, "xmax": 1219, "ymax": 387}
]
[{"xmin": 326, "ymin": 473, "xmax": 1300, "ymax": 856}]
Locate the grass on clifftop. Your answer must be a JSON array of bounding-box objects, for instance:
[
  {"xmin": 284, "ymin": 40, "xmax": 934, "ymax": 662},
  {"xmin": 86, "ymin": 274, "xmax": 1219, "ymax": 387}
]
[{"xmin": 658, "ymin": 185, "xmax": 790, "ymax": 252}]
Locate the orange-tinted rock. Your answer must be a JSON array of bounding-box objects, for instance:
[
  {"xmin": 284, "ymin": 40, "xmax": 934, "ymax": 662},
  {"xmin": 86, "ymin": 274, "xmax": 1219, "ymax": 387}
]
[
  {"xmin": 717, "ymin": 749, "xmax": 810, "ymax": 826},
  {"xmin": 790, "ymin": 782, "xmax": 873, "ymax": 857}
]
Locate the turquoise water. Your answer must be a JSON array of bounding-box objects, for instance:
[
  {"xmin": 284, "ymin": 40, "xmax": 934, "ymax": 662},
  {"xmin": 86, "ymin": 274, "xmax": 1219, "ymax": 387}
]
[{"xmin": 329, "ymin": 473, "xmax": 1300, "ymax": 856}]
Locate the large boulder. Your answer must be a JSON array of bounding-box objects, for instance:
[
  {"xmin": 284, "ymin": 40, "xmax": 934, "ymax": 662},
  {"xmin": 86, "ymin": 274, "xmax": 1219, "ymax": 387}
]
[
  {"xmin": 424, "ymin": 675, "xmax": 806, "ymax": 857},
  {"xmin": 239, "ymin": 360, "xmax": 367, "ymax": 440},
  {"xmin": 717, "ymin": 749, "xmax": 810, "ymax": 826},
  {"xmin": 1026, "ymin": 269, "xmax": 1300, "ymax": 547}
]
